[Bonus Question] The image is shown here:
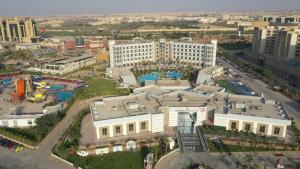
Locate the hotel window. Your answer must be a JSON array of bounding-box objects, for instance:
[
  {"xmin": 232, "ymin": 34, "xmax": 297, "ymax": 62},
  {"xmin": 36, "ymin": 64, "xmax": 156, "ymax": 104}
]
[
  {"xmin": 274, "ymin": 127, "xmax": 280, "ymax": 135},
  {"xmin": 102, "ymin": 128, "xmax": 108, "ymax": 136},
  {"xmin": 129, "ymin": 124, "xmax": 134, "ymax": 132},
  {"xmin": 115, "ymin": 126, "xmax": 121, "ymax": 134},
  {"xmin": 141, "ymin": 122, "xmax": 146, "ymax": 130},
  {"xmin": 259, "ymin": 126, "xmax": 266, "ymax": 133},
  {"xmin": 231, "ymin": 122, "xmax": 237, "ymax": 130},
  {"xmin": 27, "ymin": 120, "xmax": 33, "ymax": 126},
  {"xmin": 245, "ymin": 124, "xmax": 251, "ymax": 131}
]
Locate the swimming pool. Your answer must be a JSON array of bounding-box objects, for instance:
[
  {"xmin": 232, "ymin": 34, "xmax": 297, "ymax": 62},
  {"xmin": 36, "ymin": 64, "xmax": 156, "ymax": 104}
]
[
  {"xmin": 53, "ymin": 91, "xmax": 74, "ymax": 102},
  {"xmin": 0, "ymin": 78, "xmax": 12, "ymax": 85},
  {"xmin": 166, "ymin": 71, "xmax": 183, "ymax": 79},
  {"xmin": 228, "ymin": 80, "xmax": 255, "ymax": 96},
  {"xmin": 139, "ymin": 72, "xmax": 160, "ymax": 86},
  {"xmin": 47, "ymin": 84, "xmax": 65, "ymax": 91}
]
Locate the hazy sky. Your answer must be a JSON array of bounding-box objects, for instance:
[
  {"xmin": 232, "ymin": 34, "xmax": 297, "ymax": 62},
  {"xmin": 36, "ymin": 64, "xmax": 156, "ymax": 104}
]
[{"xmin": 1, "ymin": 0, "xmax": 300, "ymax": 16}]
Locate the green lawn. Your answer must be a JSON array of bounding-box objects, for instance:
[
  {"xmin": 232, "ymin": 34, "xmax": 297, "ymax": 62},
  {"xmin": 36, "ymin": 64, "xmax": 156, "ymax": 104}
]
[
  {"xmin": 61, "ymin": 146, "xmax": 160, "ymax": 169},
  {"xmin": 80, "ymin": 79, "xmax": 130, "ymax": 99},
  {"xmin": 54, "ymin": 108, "xmax": 166, "ymax": 169}
]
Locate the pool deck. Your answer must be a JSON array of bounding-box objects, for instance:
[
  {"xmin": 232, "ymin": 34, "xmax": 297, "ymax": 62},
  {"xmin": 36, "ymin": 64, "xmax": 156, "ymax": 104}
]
[
  {"xmin": 139, "ymin": 71, "xmax": 183, "ymax": 84},
  {"xmin": 0, "ymin": 87, "xmax": 47, "ymax": 118}
]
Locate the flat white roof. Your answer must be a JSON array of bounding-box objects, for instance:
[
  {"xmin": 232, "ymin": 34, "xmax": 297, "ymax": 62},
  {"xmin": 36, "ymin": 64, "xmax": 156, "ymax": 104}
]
[{"xmin": 55, "ymin": 54, "xmax": 93, "ymax": 64}]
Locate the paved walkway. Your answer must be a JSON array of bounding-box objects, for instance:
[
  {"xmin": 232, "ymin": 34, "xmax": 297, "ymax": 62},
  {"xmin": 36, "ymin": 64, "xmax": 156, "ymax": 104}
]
[
  {"xmin": 156, "ymin": 150, "xmax": 300, "ymax": 169},
  {"xmin": 0, "ymin": 98, "xmax": 96, "ymax": 169}
]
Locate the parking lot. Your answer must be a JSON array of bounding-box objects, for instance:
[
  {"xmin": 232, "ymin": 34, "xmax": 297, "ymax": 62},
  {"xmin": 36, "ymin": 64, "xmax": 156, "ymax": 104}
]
[{"xmin": 0, "ymin": 136, "xmax": 24, "ymax": 152}]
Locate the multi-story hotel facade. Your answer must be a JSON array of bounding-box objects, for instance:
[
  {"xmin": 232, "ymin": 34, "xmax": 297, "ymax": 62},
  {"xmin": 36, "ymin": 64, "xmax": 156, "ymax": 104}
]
[{"xmin": 109, "ymin": 38, "xmax": 217, "ymax": 68}]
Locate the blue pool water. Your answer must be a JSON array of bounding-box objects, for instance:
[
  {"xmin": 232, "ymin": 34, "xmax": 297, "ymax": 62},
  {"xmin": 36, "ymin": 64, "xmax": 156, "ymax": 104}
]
[
  {"xmin": 47, "ymin": 84, "xmax": 65, "ymax": 91},
  {"xmin": 139, "ymin": 71, "xmax": 183, "ymax": 86},
  {"xmin": 53, "ymin": 91, "xmax": 74, "ymax": 102},
  {"xmin": 166, "ymin": 71, "xmax": 183, "ymax": 79},
  {"xmin": 228, "ymin": 80, "xmax": 255, "ymax": 96},
  {"xmin": 139, "ymin": 72, "xmax": 160, "ymax": 85},
  {"xmin": 0, "ymin": 78, "xmax": 12, "ymax": 85}
]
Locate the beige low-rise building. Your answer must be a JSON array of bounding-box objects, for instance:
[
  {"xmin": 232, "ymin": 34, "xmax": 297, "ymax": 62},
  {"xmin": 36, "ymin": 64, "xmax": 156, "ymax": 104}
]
[
  {"xmin": 214, "ymin": 94, "xmax": 291, "ymax": 137},
  {"xmin": 29, "ymin": 54, "xmax": 96, "ymax": 75}
]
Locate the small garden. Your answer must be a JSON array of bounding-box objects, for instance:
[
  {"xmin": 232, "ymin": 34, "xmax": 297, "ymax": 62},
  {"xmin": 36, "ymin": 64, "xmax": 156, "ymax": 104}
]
[
  {"xmin": 202, "ymin": 125, "xmax": 299, "ymax": 152},
  {"xmin": 208, "ymin": 140, "xmax": 274, "ymax": 153},
  {"xmin": 217, "ymin": 80, "xmax": 236, "ymax": 94},
  {"xmin": 53, "ymin": 109, "xmax": 169, "ymax": 169},
  {"xmin": 79, "ymin": 78, "xmax": 130, "ymax": 99},
  {"xmin": 203, "ymin": 126, "xmax": 279, "ymax": 143}
]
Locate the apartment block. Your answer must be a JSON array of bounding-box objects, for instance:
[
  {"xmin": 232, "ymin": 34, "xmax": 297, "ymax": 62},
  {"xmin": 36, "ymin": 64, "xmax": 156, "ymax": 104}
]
[
  {"xmin": 257, "ymin": 15, "xmax": 300, "ymax": 24},
  {"xmin": 252, "ymin": 25, "xmax": 300, "ymax": 87},
  {"xmin": 252, "ymin": 26, "xmax": 300, "ymax": 61}
]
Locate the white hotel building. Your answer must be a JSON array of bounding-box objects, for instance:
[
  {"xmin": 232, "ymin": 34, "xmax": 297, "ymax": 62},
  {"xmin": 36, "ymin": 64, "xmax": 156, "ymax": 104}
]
[
  {"xmin": 109, "ymin": 38, "xmax": 217, "ymax": 68},
  {"xmin": 90, "ymin": 85, "xmax": 291, "ymax": 141},
  {"xmin": 90, "ymin": 88, "xmax": 212, "ymax": 140}
]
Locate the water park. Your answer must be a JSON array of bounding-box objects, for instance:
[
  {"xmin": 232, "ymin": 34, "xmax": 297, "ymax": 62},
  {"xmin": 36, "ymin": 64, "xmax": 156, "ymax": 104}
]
[{"xmin": 0, "ymin": 73, "xmax": 84, "ymax": 127}]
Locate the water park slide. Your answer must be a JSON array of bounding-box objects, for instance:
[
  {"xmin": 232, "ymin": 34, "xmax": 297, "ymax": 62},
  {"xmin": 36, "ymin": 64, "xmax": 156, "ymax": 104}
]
[
  {"xmin": 27, "ymin": 93, "xmax": 46, "ymax": 102},
  {"xmin": 33, "ymin": 82, "xmax": 48, "ymax": 89}
]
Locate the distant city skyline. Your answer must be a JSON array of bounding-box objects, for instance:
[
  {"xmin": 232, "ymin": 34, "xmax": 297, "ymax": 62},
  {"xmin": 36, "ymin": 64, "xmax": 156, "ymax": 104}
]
[{"xmin": 0, "ymin": 0, "xmax": 300, "ymax": 16}]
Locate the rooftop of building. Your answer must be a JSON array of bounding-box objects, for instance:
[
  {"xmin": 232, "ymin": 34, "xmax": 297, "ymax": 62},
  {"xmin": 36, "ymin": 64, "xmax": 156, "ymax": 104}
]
[
  {"xmin": 110, "ymin": 39, "xmax": 154, "ymax": 45},
  {"xmin": 216, "ymin": 94, "xmax": 289, "ymax": 120},
  {"xmin": 53, "ymin": 54, "xmax": 94, "ymax": 65},
  {"xmin": 170, "ymin": 39, "xmax": 217, "ymax": 45},
  {"xmin": 90, "ymin": 84, "xmax": 290, "ymax": 122},
  {"xmin": 109, "ymin": 38, "xmax": 217, "ymax": 45},
  {"xmin": 192, "ymin": 85, "xmax": 225, "ymax": 95},
  {"xmin": 90, "ymin": 92, "xmax": 161, "ymax": 121},
  {"xmin": 155, "ymin": 79, "xmax": 190, "ymax": 87},
  {"xmin": 198, "ymin": 66, "xmax": 224, "ymax": 75},
  {"xmin": 133, "ymin": 85, "xmax": 171, "ymax": 95},
  {"xmin": 158, "ymin": 90, "xmax": 212, "ymax": 107}
]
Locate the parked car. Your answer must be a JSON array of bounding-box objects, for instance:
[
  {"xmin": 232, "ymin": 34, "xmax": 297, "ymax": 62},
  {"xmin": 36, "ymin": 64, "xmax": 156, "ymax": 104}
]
[
  {"xmin": 0, "ymin": 137, "xmax": 24, "ymax": 152},
  {"xmin": 7, "ymin": 143, "xmax": 14, "ymax": 150},
  {"xmin": 14, "ymin": 145, "xmax": 24, "ymax": 152}
]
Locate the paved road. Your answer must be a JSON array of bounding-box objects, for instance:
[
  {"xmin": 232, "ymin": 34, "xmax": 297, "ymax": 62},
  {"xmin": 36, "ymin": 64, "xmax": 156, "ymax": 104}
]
[
  {"xmin": 218, "ymin": 57, "xmax": 300, "ymax": 127},
  {"xmin": 155, "ymin": 150, "xmax": 300, "ymax": 169},
  {"xmin": 0, "ymin": 99, "xmax": 90, "ymax": 169},
  {"xmin": 155, "ymin": 151, "xmax": 232, "ymax": 169}
]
